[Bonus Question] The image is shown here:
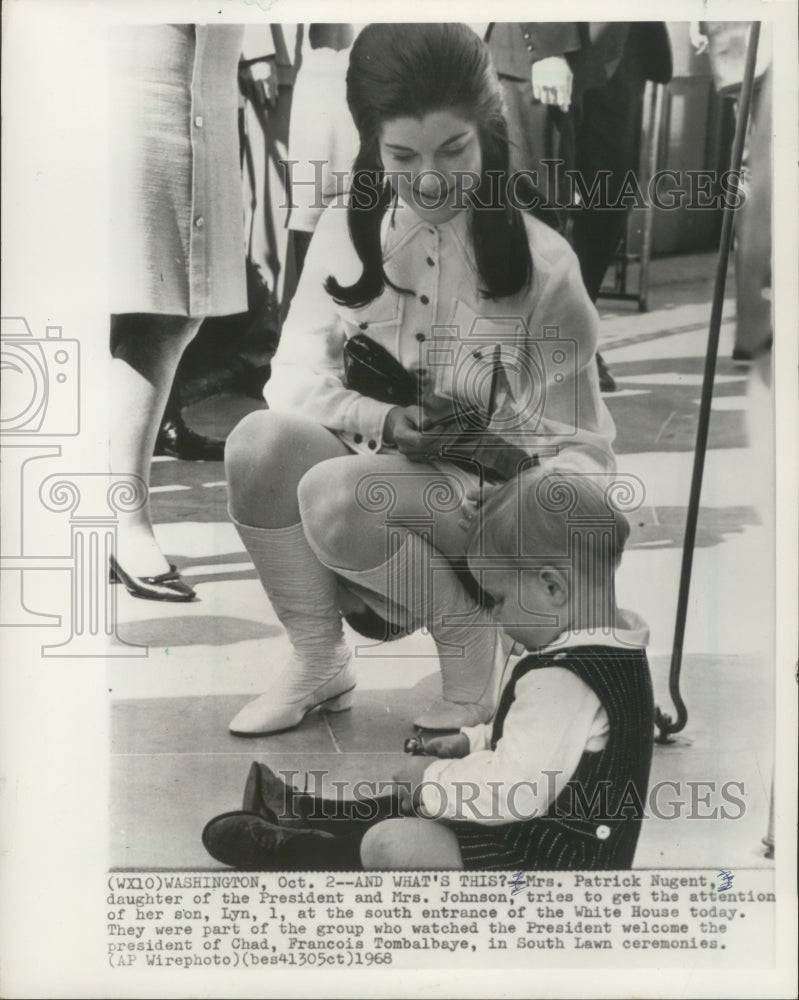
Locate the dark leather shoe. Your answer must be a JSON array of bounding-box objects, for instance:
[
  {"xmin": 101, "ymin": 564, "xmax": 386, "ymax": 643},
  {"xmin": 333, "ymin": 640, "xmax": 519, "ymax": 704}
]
[
  {"xmin": 596, "ymin": 353, "xmax": 617, "ymax": 393},
  {"xmin": 154, "ymin": 415, "xmax": 225, "ymax": 461},
  {"xmin": 242, "ymin": 762, "xmax": 308, "ymax": 827},
  {"xmin": 202, "ymin": 810, "xmax": 331, "ymax": 869},
  {"xmin": 109, "ymin": 555, "xmax": 196, "ymax": 602}
]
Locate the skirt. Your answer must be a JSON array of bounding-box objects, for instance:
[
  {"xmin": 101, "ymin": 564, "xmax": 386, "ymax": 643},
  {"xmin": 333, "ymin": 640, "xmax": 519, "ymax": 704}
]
[{"xmin": 109, "ymin": 24, "xmax": 247, "ymax": 318}]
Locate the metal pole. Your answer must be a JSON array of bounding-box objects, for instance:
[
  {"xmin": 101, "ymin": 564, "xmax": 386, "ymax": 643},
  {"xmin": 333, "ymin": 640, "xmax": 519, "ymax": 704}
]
[
  {"xmin": 638, "ymin": 82, "xmax": 664, "ymax": 312},
  {"xmin": 656, "ymin": 21, "xmax": 761, "ymax": 742}
]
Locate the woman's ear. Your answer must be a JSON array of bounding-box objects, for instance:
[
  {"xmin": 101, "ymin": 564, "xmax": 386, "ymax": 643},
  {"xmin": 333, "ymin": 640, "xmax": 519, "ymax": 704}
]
[{"xmin": 539, "ymin": 567, "xmax": 569, "ymax": 607}]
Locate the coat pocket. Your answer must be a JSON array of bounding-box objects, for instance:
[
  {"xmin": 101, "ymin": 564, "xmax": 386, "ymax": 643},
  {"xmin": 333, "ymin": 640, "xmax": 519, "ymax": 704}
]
[{"xmin": 338, "ymin": 289, "xmax": 404, "ymax": 345}]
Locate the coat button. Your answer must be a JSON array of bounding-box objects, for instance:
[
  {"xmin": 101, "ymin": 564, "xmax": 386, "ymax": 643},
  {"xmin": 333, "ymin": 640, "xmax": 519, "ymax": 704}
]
[
  {"xmin": 367, "ymin": 439, "xmax": 377, "ymax": 450},
  {"xmin": 359, "ymin": 321, "xmax": 368, "ymax": 330},
  {"xmin": 426, "ymin": 256, "xmax": 435, "ymax": 266},
  {"xmin": 194, "ymin": 115, "xmax": 204, "ymax": 127},
  {"xmin": 527, "ymin": 43, "xmax": 533, "ymax": 52},
  {"xmin": 416, "ymin": 332, "xmax": 426, "ymax": 341},
  {"xmin": 596, "ymin": 825, "xmax": 611, "ymax": 841},
  {"xmin": 419, "ymin": 294, "xmax": 430, "ymax": 305},
  {"xmin": 194, "ymin": 216, "xmax": 205, "ymax": 229},
  {"xmin": 353, "ymin": 433, "xmax": 363, "ymax": 444}
]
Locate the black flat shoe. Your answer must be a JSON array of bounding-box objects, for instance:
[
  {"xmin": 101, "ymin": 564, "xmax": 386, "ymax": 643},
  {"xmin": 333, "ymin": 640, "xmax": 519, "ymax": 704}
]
[
  {"xmin": 202, "ymin": 810, "xmax": 331, "ymax": 870},
  {"xmin": 154, "ymin": 416, "xmax": 225, "ymax": 461},
  {"xmin": 109, "ymin": 554, "xmax": 196, "ymax": 602},
  {"xmin": 242, "ymin": 762, "xmax": 304, "ymax": 827}
]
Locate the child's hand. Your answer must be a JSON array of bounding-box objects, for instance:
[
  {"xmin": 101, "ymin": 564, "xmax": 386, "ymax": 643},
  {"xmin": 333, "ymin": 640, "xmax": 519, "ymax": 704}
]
[
  {"xmin": 458, "ymin": 483, "xmax": 501, "ymax": 531},
  {"xmin": 420, "ymin": 733, "xmax": 470, "ymax": 758}
]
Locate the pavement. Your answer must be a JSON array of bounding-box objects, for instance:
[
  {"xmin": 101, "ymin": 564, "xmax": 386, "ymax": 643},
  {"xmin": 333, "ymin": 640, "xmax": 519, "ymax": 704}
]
[{"xmin": 109, "ymin": 252, "xmax": 776, "ymax": 872}]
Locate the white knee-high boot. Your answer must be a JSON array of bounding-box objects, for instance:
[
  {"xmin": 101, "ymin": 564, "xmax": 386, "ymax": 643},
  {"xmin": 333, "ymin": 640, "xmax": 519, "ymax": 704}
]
[
  {"xmin": 229, "ymin": 521, "xmax": 355, "ymax": 735},
  {"xmin": 308, "ymin": 530, "xmax": 513, "ymax": 729}
]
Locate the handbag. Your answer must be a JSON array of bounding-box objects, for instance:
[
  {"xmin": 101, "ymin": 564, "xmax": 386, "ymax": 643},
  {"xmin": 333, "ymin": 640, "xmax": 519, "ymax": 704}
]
[{"xmin": 342, "ymin": 333, "xmax": 420, "ymax": 407}]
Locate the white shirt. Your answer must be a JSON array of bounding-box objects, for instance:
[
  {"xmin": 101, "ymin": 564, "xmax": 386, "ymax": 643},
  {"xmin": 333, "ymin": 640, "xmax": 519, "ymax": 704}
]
[
  {"xmin": 269, "ymin": 198, "xmax": 616, "ymax": 474},
  {"xmin": 420, "ymin": 610, "xmax": 650, "ymax": 825}
]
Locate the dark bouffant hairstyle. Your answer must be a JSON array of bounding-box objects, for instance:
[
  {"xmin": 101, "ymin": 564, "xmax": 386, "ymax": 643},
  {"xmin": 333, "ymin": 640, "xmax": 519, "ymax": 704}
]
[{"xmin": 325, "ymin": 23, "xmax": 534, "ymax": 308}]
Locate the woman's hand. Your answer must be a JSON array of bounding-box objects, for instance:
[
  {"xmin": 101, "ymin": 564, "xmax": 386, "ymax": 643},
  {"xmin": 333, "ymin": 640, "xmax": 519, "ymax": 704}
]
[
  {"xmin": 531, "ymin": 55, "xmax": 573, "ymax": 111},
  {"xmin": 384, "ymin": 405, "xmax": 452, "ymax": 461}
]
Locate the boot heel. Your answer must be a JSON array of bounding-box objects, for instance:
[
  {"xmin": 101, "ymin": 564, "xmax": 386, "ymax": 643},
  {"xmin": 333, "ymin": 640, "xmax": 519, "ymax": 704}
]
[{"xmin": 324, "ymin": 687, "xmax": 355, "ymax": 713}]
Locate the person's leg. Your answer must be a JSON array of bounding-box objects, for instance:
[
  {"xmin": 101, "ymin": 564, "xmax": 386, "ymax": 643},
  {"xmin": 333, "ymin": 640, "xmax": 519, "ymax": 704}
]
[
  {"xmin": 202, "ymin": 812, "xmax": 463, "ymax": 870},
  {"xmin": 243, "ymin": 761, "xmax": 403, "ymax": 833},
  {"xmin": 291, "ymin": 229, "xmax": 313, "ymax": 279},
  {"xmin": 226, "ymin": 408, "xmax": 351, "ymax": 528},
  {"xmin": 733, "ymin": 74, "xmax": 772, "ymax": 361},
  {"xmin": 154, "ymin": 378, "xmax": 226, "ymax": 461},
  {"xmin": 500, "ymin": 77, "xmax": 560, "ymax": 196},
  {"xmin": 361, "ymin": 818, "xmax": 464, "ymax": 870},
  {"xmin": 224, "ymin": 411, "xmax": 355, "ymax": 734},
  {"xmin": 570, "ymin": 66, "xmax": 646, "ymax": 393},
  {"xmin": 571, "ymin": 74, "xmax": 646, "ymax": 304},
  {"xmin": 110, "ymin": 313, "xmax": 202, "ymax": 577},
  {"xmin": 298, "ymin": 455, "xmax": 511, "ymax": 729},
  {"xmin": 299, "ymin": 453, "xmax": 473, "ymax": 564}
]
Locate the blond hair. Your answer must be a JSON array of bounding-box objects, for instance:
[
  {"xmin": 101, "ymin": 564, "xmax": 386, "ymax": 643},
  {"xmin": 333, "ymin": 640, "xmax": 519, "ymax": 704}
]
[{"xmin": 468, "ymin": 468, "xmax": 631, "ymax": 575}]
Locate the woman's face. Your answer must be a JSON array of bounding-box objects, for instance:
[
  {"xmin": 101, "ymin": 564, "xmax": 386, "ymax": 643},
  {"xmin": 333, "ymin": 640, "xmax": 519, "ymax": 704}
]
[{"xmin": 378, "ymin": 109, "xmax": 482, "ymax": 225}]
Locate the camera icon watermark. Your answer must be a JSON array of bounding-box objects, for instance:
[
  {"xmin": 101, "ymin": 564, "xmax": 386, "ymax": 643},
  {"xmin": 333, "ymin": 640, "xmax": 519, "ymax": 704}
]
[
  {"xmin": 0, "ymin": 316, "xmax": 80, "ymax": 435},
  {"xmin": 419, "ymin": 312, "xmax": 578, "ymax": 445},
  {"xmin": 1, "ymin": 315, "xmax": 144, "ymax": 655}
]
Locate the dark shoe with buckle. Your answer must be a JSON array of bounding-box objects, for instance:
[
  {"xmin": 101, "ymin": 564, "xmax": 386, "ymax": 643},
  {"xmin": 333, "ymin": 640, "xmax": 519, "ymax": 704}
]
[
  {"xmin": 242, "ymin": 762, "xmax": 310, "ymax": 828},
  {"xmin": 202, "ymin": 810, "xmax": 331, "ymax": 869},
  {"xmin": 154, "ymin": 415, "xmax": 225, "ymax": 461},
  {"xmin": 595, "ymin": 353, "xmax": 617, "ymax": 393},
  {"xmin": 109, "ymin": 554, "xmax": 196, "ymax": 602}
]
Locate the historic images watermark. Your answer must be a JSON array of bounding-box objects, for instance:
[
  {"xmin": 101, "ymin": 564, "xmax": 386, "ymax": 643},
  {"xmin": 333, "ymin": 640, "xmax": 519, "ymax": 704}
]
[
  {"xmin": 253, "ymin": 768, "xmax": 747, "ymax": 824},
  {"xmin": 281, "ymin": 163, "xmax": 747, "ymax": 214}
]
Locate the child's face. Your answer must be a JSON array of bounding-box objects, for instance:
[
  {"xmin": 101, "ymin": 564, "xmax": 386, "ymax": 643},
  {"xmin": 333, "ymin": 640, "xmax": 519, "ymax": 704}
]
[
  {"xmin": 379, "ymin": 109, "xmax": 482, "ymax": 225},
  {"xmin": 476, "ymin": 564, "xmax": 567, "ymax": 650}
]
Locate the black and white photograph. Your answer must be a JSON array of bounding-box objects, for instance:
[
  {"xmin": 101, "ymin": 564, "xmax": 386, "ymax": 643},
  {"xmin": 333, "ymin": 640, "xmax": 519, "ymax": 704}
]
[{"xmin": 1, "ymin": 1, "xmax": 796, "ymax": 996}]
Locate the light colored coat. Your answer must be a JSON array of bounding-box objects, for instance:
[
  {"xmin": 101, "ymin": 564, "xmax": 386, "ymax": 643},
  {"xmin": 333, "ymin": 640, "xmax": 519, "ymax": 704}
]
[{"xmin": 269, "ymin": 199, "xmax": 616, "ymax": 474}]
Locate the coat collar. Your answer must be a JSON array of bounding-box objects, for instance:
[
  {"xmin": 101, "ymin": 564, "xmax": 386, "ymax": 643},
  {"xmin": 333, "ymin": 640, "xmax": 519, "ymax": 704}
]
[
  {"xmin": 381, "ymin": 192, "xmax": 474, "ymax": 264},
  {"xmin": 542, "ymin": 610, "xmax": 651, "ymax": 652}
]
